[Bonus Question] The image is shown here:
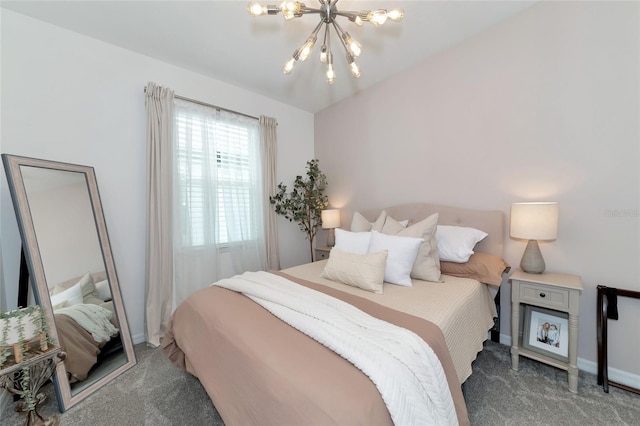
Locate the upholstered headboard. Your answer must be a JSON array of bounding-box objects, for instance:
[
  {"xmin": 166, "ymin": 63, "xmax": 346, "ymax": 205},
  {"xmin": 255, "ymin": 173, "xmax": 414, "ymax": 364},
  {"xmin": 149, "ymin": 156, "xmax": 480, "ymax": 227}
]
[{"xmin": 357, "ymin": 203, "xmax": 505, "ymax": 258}]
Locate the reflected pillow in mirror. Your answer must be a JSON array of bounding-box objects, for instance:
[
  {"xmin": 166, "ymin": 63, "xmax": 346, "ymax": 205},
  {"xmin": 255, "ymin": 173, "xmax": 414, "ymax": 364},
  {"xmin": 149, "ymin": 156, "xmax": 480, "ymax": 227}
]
[
  {"xmin": 95, "ymin": 280, "xmax": 112, "ymax": 301},
  {"xmin": 50, "ymin": 282, "xmax": 84, "ymax": 307}
]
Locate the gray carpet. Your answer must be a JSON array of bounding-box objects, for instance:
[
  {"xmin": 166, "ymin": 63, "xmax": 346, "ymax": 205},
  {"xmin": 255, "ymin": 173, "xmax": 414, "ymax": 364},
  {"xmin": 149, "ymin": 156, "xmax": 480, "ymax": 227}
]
[{"xmin": 2, "ymin": 341, "xmax": 638, "ymax": 425}]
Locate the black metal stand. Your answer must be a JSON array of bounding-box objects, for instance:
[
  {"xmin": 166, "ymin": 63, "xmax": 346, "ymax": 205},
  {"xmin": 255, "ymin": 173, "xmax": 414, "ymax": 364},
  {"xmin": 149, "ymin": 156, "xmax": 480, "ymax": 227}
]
[
  {"xmin": 0, "ymin": 346, "xmax": 66, "ymax": 426},
  {"xmin": 18, "ymin": 247, "xmax": 30, "ymax": 308},
  {"xmin": 596, "ymin": 284, "xmax": 640, "ymax": 395}
]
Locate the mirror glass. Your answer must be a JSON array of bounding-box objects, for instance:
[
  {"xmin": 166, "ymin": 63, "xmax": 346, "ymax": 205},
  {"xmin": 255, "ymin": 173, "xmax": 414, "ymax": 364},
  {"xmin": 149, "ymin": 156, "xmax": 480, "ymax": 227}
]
[{"xmin": 2, "ymin": 154, "xmax": 136, "ymax": 411}]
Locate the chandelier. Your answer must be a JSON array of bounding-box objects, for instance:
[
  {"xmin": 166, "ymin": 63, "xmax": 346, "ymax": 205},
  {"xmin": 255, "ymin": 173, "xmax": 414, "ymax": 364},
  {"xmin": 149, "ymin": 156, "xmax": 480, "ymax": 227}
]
[{"xmin": 248, "ymin": 1, "xmax": 404, "ymax": 84}]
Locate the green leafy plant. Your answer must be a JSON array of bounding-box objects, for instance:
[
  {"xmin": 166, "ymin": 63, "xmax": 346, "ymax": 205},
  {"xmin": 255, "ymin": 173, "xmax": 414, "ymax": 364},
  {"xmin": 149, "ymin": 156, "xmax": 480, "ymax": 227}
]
[
  {"xmin": 270, "ymin": 159, "xmax": 329, "ymax": 261},
  {"xmin": 0, "ymin": 305, "xmax": 51, "ymax": 412}
]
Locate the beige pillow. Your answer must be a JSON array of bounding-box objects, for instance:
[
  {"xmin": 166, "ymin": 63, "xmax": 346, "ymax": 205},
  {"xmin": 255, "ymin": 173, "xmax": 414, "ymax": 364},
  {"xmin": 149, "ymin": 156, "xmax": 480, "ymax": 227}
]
[
  {"xmin": 381, "ymin": 216, "xmax": 407, "ymax": 235},
  {"xmin": 320, "ymin": 248, "xmax": 388, "ymax": 294},
  {"xmin": 350, "ymin": 210, "xmax": 387, "ymax": 232},
  {"xmin": 53, "ymin": 272, "xmax": 104, "ymax": 305},
  {"xmin": 440, "ymin": 252, "xmax": 510, "ymax": 286},
  {"xmin": 384, "ymin": 213, "xmax": 442, "ymax": 282}
]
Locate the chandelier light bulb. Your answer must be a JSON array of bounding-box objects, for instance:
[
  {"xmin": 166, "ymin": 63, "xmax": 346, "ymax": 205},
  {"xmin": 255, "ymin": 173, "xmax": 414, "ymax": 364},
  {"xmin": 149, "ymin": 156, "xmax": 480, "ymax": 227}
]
[
  {"xmin": 349, "ymin": 61, "xmax": 361, "ymax": 78},
  {"xmin": 344, "ymin": 34, "xmax": 362, "ymax": 57},
  {"xmin": 320, "ymin": 45, "xmax": 328, "ymax": 63},
  {"xmin": 280, "ymin": 1, "xmax": 301, "ymax": 16},
  {"xmin": 326, "ymin": 64, "xmax": 336, "ymax": 84},
  {"xmin": 387, "ymin": 8, "xmax": 404, "ymax": 22},
  {"xmin": 248, "ymin": 2, "xmax": 267, "ymax": 16},
  {"xmin": 283, "ymin": 57, "xmax": 296, "ymax": 74},
  {"xmin": 367, "ymin": 10, "xmax": 388, "ymax": 27},
  {"xmin": 298, "ymin": 39, "xmax": 315, "ymax": 61},
  {"xmin": 353, "ymin": 16, "xmax": 364, "ymax": 26}
]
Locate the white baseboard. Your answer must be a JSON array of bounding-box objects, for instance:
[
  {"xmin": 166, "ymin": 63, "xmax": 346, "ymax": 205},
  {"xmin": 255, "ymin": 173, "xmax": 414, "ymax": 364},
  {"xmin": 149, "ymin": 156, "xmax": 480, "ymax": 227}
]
[{"xmin": 498, "ymin": 333, "xmax": 639, "ymax": 390}]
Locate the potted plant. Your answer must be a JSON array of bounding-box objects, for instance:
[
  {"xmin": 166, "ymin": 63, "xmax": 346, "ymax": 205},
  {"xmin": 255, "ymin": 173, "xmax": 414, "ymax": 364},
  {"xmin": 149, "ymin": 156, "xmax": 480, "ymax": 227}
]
[
  {"xmin": 270, "ymin": 159, "xmax": 329, "ymax": 261},
  {"xmin": 0, "ymin": 305, "xmax": 49, "ymax": 367},
  {"xmin": 1, "ymin": 305, "xmax": 51, "ymax": 416}
]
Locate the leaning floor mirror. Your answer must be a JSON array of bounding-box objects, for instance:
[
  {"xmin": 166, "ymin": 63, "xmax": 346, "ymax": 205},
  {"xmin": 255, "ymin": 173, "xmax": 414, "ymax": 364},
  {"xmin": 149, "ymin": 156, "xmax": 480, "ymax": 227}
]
[{"xmin": 2, "ymin": 154, "xmax": 136, "ymax": 411}]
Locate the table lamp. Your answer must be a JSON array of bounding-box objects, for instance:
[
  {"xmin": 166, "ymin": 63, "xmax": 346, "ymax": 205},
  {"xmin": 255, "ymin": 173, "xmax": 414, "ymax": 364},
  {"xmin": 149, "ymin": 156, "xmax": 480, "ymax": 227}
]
[
  {"xmin": 510, "ymin": 202, "xmax": 558, "ymax": 274},
  {"xmin": 321, "ymin": 209, "xmax": 341, "ymax": 247}
]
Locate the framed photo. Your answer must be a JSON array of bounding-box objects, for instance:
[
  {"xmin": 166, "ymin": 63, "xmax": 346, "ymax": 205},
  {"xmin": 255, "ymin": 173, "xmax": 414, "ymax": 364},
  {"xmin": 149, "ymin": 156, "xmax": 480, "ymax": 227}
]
[{"xmin": 522, "ymin": 305, "xmax": 569, "ymax": 363}]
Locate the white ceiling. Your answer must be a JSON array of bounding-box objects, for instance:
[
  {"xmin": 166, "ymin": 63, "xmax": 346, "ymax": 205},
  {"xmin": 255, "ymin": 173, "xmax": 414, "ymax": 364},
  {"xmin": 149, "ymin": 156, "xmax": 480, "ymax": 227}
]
[{"xmin": 1, "ymin": 0, "xmax": 538, "ymax": 113}]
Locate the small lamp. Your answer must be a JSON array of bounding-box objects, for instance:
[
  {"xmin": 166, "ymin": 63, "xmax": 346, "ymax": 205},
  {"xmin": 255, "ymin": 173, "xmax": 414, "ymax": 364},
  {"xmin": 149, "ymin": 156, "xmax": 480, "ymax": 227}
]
[
  {"xmin": 321, "ymin": 209, "xmax": 341, "ymax": 247},
  {"xmin": 510, "ymin": 202, "xmax": 558, "ymax": 274}
]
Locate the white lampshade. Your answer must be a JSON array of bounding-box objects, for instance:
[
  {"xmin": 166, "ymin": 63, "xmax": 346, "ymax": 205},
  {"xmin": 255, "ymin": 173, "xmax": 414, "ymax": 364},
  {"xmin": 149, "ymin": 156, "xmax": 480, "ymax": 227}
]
[
  {"xmin": 510, "ymin": 202, "xmax": 558, "ymax": 241},
  {"xmin": 321, "ymin": 209, "xmax": 341, "ymax": 229}
]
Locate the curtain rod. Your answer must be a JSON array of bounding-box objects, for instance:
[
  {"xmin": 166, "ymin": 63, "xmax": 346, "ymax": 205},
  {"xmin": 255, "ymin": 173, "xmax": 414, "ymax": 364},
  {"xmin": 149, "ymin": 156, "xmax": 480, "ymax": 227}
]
[{"xmin": 144, "ymin": 86, "xmax": 259, "ymax": 121}]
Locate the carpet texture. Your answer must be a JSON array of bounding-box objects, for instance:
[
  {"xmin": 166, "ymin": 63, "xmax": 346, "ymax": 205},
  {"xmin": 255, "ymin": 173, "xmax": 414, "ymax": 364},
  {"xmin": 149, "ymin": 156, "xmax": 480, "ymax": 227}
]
[{"xmin": 2, "ymin": 340, "xmax": 638, "ymax": 425}]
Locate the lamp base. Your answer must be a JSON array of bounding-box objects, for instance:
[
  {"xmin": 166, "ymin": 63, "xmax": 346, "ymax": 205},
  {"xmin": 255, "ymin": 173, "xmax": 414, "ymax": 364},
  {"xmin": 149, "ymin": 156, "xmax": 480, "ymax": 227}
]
[
  {"xmin": 327, "ymin": 228, "xmax": 336, "ymax": 247},
  {"xmin": 520, "ymin": 240, "xmax": 546, "ymax": 274}
]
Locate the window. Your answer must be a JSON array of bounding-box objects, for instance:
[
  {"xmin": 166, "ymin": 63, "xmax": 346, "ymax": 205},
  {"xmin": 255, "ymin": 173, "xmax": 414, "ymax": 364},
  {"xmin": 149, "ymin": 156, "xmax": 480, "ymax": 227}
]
[{"xmin": 174, "ymin": 100, "xmax": 262, "ymax": 247}]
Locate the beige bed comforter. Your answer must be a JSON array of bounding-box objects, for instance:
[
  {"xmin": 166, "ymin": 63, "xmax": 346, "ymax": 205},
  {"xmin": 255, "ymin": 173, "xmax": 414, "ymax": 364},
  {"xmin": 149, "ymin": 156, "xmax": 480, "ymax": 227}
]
[
  {"xmin": 163, "ymin": 271, "xmax": 469, "ymax": 426},
  {"xmin": 283, "ymin": 260, "xmax": 497, "ymax": 384}
]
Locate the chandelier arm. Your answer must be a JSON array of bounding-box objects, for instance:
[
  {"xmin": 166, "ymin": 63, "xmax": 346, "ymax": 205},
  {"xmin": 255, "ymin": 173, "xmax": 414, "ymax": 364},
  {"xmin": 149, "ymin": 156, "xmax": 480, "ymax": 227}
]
[
  {"xmin": 331, "ymin": 21, "xmax": 351, "ymax": 57},
  {"xmin": 299, "ymin": 8, "xmax": 323, "ymax": 14},
  {"xmin": 333, "ymin": 11, "xmax": 369, "ymax": 19},
  {"xmin": 308, "ymin": 19, "xmax": 325, "ymax": 40}
]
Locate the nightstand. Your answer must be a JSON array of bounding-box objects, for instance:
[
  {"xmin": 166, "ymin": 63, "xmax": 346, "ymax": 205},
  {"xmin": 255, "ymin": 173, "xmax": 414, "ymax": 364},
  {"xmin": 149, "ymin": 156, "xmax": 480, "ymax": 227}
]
[
  {"xmin": 510, "ymin": 269, "xmax": 582, "ymax": 393},
  {"xmin": 315, "ymin": 246, "xmax": 331, "ymax": 261}
]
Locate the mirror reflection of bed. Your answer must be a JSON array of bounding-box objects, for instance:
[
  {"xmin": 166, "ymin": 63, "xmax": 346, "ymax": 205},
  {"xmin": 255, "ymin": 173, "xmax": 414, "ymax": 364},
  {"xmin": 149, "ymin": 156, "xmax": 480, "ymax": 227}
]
[
  {"xmin": 47, "ymin": 271, "xmax": 127, "ymax": 394},
  {"xmin": 19, "ymin": 165, "xmax": 128, "ymax": 396}
]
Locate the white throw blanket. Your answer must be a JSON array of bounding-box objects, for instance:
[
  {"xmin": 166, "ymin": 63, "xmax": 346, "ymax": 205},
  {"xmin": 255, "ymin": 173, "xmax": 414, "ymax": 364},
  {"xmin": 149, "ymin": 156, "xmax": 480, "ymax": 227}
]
[
  {"xmin": 56, "ymin": 303, "xmax": 119, "ymax": 344},
  {"xmin": 213, "ymin": 271, "xmax": 458, "ymax": 426}
]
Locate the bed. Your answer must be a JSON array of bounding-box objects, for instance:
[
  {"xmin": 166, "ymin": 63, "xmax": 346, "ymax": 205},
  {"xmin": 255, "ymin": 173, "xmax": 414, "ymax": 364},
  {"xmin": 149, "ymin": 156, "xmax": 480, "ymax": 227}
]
[
  {"xmin": 163, "ymin": 203, "xmax": 508, "ymax": 425},
  {"xmin": 48, "ymin": 271, "xmax": 121, "ymax": 382}
]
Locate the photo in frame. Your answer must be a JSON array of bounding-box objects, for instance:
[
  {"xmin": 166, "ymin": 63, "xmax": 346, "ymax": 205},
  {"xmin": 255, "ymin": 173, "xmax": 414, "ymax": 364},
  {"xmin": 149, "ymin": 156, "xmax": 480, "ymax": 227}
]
[{"xmin": 522, "ymin": 305, "xmax": 569, "ymax": 363}]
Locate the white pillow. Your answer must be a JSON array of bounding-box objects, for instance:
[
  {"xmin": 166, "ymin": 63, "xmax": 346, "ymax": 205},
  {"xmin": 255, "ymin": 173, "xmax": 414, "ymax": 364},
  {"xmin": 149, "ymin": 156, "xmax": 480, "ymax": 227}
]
[
  {"xmin": 94, "ymin": 280, "xmax": 112, "ymax": 301},
  {"xmin": 436, "ymin": 225, "xmax": 488, "ymax": 263},
  {"xmin": 368, "ymin": 231, "xmax": 423, "ymax": 287},
  {"xmin": 320, "ymin": 248, "xmax": 388, "ymax": 294},
  {"xmin": 335, "ymin": 228, "xmax": 372, "ymax": 255},
  {"xmin": 384, "ymin": 213, "xmax": 442, "ymax": 283},
  {"xmin": 50, "ymin": 282, "xmax": 84, "ymax": 308}
]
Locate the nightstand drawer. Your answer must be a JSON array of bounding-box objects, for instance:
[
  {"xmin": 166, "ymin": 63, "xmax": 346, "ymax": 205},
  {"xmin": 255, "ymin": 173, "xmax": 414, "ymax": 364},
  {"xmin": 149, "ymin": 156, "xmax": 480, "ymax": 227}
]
[
  {"xmin": 315, "ymin": 248, "xmax": 331, "ymax": 261},
  {"xmin": 519, "ymin": 282, "xmax": 569, "ymax": 310}
]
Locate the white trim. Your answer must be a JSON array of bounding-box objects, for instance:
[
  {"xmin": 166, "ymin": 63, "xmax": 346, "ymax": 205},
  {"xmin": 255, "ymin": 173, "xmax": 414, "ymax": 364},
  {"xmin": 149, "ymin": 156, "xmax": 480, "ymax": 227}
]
[{"xmin": 498, "ymin": 333, "xmax": 640, "ymax": 390}]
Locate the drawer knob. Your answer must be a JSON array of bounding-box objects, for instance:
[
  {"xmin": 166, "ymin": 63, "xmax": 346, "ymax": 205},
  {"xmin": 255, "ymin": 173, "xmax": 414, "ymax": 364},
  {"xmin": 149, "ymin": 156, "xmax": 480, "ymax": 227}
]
[{"xmin": 539, "ymin": 292, "xmax": 546, "ymax": 298}]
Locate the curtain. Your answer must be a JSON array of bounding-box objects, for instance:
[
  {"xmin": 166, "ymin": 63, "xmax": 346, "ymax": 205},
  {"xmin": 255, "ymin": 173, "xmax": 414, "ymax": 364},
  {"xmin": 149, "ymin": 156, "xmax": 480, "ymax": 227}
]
[
  {"xmin": 260, "ymin": 115, "xmax": 281, "ymax": 270},
  {"xmin": 144, "ymin": 82, "xmax": 175, "ymax": 347},
  {"xmin": 171, "ymin": 99, "xmax": 267, "ymax": 311}
]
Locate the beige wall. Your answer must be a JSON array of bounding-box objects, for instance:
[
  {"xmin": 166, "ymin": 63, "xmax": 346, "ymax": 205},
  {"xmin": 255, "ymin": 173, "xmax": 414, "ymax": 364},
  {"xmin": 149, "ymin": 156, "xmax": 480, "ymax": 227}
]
[{"xmin": 315, "ymin": 1, "xmax": 639, "ymax": 386}]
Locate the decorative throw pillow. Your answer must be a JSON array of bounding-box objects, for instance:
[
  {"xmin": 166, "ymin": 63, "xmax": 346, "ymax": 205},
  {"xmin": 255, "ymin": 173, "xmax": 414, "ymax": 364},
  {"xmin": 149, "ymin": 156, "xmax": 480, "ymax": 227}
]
[
  {"xmin": 383, "ymin": 213, "xmax": 442, "ymax": 282},
  {"xmin": 334, "ymin": 228, "xmax": 372, "ymax": 255},
  {"xmin": 436, "ymin": 225, "xmax": 488, "ymax": 263},
  {"xmin": 368, "ymin": 231, "xmax": 423, "ymax": 287},
  {"xmin": 95, "ymin": 280, "xmax": 113, "ymax": 301},
  {"xmin": 320, "ymin": 248, "xmax": 388, "ymax": 294},
  {"xmin": 350, "ymin": 210, "xmax": 387, "ymax": 232},
  {"xmin": 440, "ymin": 252, "xmax": 510, "ymax": 286},
  {"xmin": 50, "ymin": 282, "xmax": 84, "ymax": 307},
  {"xmin": 381, "ymin": 216, "xmax": 408, "ymax": 235}
]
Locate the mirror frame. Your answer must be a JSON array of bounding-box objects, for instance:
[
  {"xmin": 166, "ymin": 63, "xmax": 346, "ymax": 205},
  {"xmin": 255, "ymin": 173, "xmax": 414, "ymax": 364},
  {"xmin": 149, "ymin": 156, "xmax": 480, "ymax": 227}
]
[{"xmin": 2, "ymin": 154, "xmax": 136, "ymax": 411}]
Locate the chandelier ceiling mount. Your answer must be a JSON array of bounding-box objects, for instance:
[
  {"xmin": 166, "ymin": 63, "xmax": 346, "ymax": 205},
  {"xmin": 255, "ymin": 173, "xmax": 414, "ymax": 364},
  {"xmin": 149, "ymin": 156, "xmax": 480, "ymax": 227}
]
[{"xmin": 248, "ymin": 1, "xmax": 404, "ymax": 84}]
